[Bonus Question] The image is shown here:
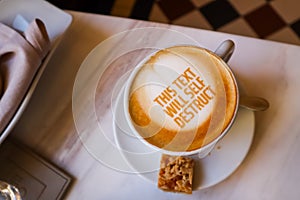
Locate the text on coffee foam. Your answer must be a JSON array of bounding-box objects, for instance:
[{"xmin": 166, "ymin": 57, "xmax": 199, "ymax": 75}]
[{"xmin": 153, "ymin": 67, "xmax": 215, "ymax": 128}]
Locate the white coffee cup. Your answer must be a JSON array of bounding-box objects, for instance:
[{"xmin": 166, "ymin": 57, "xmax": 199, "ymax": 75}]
[{"xmin": 124, "ymin": 40, "xmax": 239, "ymax": 158}]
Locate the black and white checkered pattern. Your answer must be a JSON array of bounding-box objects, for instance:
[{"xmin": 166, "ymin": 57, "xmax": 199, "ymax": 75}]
[{"xmin": 47, "ymin": 0, "xmax": 300, "ymax": 45}]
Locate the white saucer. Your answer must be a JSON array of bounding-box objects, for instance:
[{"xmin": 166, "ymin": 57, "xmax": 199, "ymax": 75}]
[{"xmin": 114, "ymin": 86, "xmax": 255, "ymax": 190}]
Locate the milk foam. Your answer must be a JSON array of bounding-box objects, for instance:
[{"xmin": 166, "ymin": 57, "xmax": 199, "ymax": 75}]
[{"xmin": 128, "ymin": 46, "xmax": 237, "ymax": 151}]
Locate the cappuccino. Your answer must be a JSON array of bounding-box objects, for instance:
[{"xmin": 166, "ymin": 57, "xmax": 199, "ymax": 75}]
[{"xmin": 126, "ymin": 46, "xmax": 237, "ymax": 152}]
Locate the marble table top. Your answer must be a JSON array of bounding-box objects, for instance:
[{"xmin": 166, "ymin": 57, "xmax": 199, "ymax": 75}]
[{"xmin": 7, "ymin": 11, "xmax": 300, "ymax": 199}]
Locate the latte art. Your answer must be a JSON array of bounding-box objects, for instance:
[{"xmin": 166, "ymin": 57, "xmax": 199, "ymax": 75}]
[
  {"xmin": 127, "ymin": 46, "xmax": 237, "ymax": 152},
  {"xmin": 153, "ymin": 67, "xmax": 216, "ymax": 129}
]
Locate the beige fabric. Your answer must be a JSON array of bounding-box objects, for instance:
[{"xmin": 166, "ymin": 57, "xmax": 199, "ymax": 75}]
[{"xmin": 0, "ymin": 19, "xmax": 50, "ymax": 134}]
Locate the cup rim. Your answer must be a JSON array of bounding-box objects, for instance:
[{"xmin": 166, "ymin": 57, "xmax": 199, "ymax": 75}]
[{"xmin": 123, "ymin": 44, "xmax": 240, "ymax": 156}]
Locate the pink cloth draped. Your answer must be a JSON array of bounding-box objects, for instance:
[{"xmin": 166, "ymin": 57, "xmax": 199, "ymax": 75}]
[{"xmin": 0, "ymin": 19, "xmax": 50, "ymax": 134}]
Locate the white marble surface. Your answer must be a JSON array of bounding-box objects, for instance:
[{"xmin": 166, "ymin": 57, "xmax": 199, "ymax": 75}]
[{"xmin": 5, "ymin": 11, "xmax": 300, "ymax": 199}]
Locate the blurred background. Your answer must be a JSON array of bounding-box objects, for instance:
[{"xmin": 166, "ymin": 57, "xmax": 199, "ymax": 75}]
[{"xmin": 46, "ymin": 0, "xmax": 300, "ymax": 45}]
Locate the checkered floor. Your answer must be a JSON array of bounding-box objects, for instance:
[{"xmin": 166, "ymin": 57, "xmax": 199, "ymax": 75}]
[{"xmin": 47, "ymin": 0, "xmax": 300, "ymax": 45}]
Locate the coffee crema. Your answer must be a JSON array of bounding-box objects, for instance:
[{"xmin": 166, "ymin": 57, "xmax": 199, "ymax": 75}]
[{"xmin": 128, "ymin": 46, "xmax": 237, "ymax": 152}]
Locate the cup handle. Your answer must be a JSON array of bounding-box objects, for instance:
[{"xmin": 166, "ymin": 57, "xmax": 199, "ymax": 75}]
[{"xmin": 214, "ymin": 40, "xmax": 235, "ymax": 63}]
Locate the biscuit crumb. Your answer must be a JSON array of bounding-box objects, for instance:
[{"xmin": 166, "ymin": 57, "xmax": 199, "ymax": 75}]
[{"xmin": 157, "ymin": 154, "xmax": 194, "ymax": 194}]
